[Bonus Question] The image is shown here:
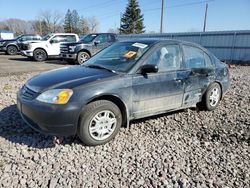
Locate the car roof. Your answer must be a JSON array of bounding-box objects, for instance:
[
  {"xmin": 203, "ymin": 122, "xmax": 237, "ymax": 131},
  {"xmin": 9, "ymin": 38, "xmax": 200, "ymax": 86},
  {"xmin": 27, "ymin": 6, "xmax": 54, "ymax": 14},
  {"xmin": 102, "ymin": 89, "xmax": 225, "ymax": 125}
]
[{"xmin": 119, "ymin": 38, "xmax": 205, "ymax": 48}]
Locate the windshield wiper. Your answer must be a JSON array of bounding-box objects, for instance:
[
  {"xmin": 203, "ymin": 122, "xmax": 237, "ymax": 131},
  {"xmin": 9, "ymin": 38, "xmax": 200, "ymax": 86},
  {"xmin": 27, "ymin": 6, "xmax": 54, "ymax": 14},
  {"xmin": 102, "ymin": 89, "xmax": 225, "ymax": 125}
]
[{"xmin": 87, "ymin": 65, "xmax": 116, "ymax": 73}]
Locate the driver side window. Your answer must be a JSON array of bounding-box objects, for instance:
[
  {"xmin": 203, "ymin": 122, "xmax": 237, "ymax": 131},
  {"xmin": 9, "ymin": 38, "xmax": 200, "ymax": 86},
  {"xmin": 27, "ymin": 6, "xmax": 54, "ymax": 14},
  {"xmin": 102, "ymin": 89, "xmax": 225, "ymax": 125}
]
[
  {"xmin": 95, "ymin": 34, "xmax": 108, "ymax": 43},
  {"xmin": 144, "ymin": 45, "xmax": 181, "ymax": 72}
]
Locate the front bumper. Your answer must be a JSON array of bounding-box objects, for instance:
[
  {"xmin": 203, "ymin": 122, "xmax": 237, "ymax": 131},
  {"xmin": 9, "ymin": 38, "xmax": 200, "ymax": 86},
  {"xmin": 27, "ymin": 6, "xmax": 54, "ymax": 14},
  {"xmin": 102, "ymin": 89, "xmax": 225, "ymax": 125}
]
[
  {"xmin": 17, "ymin": 92, "xmax": 81, "ymax": 136},
  {"xmin": 60, "ymin": 53, "xmax": 77, "ymax": 60},
  {"xmin": 0, "ymin": 46, "xmax": 6, "ymax": 51},
  {"xmin": 21, "ymin": 50, "xmax": 33, "ymax": 57}
]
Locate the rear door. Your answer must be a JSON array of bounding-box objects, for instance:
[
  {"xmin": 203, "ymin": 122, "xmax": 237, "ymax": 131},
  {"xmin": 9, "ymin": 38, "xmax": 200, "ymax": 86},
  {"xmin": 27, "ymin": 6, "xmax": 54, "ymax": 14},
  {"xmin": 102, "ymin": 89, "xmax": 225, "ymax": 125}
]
[
  {"xmin": 132, "ymin": 43, "xmax": 185, "ymax": 118},
  {"xmin": 181, "ymin": 44, "xmax": 216, "ymax": 107}
]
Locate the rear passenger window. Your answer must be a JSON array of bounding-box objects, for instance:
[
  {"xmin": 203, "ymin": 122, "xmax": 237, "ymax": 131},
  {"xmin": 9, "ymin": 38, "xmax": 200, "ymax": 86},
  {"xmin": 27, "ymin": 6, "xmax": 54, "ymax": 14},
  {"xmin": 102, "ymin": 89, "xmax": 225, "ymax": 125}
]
[
  {"xmin": 66, "ymin": 35, "xmax": 77, "ymax": 42},
  {"xmin": 183, "ymin": 45, "xmax": 213, "ymax": 68}
]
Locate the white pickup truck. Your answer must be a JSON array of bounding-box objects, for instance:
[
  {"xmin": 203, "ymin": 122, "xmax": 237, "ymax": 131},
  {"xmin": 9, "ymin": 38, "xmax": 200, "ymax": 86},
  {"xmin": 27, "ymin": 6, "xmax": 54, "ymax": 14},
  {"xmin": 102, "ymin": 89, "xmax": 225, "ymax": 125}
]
[{"xmin": 21, "ymin": 33, "xmax": 79, "ymax": 61}]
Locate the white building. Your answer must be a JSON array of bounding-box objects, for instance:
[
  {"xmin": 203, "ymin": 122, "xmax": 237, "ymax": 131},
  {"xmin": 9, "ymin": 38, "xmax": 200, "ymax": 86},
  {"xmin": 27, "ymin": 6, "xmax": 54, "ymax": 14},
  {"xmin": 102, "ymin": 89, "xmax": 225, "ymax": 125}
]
[{"xmin": 0, "ymin": 30, "xmax": 14, "ymax": 40}]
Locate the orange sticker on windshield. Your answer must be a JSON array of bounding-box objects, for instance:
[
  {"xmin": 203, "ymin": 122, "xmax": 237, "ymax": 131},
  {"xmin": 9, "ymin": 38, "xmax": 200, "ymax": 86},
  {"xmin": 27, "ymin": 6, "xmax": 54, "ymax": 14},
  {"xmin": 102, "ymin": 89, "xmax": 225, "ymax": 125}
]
[{"xmin": 124, "ymin": 51, "xmax": 137, "ymax": 58}]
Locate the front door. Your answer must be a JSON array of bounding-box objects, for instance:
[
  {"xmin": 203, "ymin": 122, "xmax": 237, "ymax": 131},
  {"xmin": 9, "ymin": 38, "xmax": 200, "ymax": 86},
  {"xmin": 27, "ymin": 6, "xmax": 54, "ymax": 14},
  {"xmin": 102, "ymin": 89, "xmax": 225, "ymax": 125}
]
[
  {"xmin": 132, "ymin": 44, "xmax": 185, "ymax": 119},
  {"xmin": 92, "ymin": 34, "xmax": 110, "ymax": 55}
]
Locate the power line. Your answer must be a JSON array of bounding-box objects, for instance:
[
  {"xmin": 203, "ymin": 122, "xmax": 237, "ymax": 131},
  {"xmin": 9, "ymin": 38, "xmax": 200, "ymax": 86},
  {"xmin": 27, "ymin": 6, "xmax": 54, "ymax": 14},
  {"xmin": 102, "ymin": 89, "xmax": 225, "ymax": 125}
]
[
  {"xmin": 98, "ymin": 0, "xmax": 214, "ymax": 21},
  {"xmin": 143, "ymin": 0, "xmax": 214, "ymax": 13},
  {"xmin": 76, "ymin": 0, "xmax": 118, "ymax": 11}
]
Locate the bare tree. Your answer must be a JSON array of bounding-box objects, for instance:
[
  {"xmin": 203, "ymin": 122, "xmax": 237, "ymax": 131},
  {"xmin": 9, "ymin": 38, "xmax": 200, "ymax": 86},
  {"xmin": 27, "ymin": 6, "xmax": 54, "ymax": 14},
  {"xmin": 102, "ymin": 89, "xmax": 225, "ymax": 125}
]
[
  {"xmin": 88, "ymin": 17, "xmax": 99, "ymax": 33},
  {"xmin": 38, "ymin": 10, "xmax": 63, "ymax": 33},
  {"xmin": 81, "ymin": 18, "xmax": 90, "ymax": 34},
  {"xmin": 1, "ymin": 18, "xmax": 35, "ymax": 35},
  {"xmin": 107, "ymin": 28, "xmax": 119, "ymax": 34}
]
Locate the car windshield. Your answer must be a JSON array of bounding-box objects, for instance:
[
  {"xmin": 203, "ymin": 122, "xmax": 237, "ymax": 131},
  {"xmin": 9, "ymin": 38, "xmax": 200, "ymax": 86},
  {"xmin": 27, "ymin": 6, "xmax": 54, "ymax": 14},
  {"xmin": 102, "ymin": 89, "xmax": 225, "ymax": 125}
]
[
  {"xmin": 42, "ymin": 34, "xmax": 53, "ymax": 41},
  {"xmin": 83, "ymin": 42, "xmax": 151, "ymax": 73},
  {"xmin": 80, "ymin": 34, "xmax": 98, "ymax": 43},
  {"xmin": 14, "ymin": 35, "xmax": 22, "ymax": 40}
]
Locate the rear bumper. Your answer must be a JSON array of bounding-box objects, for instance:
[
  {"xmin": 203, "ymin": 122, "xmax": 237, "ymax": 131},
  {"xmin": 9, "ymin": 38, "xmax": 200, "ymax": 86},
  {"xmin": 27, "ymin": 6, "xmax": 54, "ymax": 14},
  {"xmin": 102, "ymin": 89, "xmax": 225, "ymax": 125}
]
[
  {"xmin": 17, "ymin": 92, "xmax": 81, "ymax": 136},
  {"xmin": 60, "ymin": 53, "xmax": 77, "ymax": 60},
  {"xmin": 21, "ymin": 50, "xmax": 33, "ymax": 57}
]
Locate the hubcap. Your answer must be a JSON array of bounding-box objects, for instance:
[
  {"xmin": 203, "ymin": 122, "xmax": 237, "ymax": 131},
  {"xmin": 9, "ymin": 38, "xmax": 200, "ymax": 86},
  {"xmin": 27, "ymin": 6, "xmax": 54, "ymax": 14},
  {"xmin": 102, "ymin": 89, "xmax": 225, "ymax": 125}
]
[
  {"xmin": 9, "ymin": 47, "xmax": 16, "ymax": 54},
  {"xmin": 80, "ymin": 53, "xmax": 89, "ymax": 64},
  {"xmin": 89, "ymin": 110, "xmax": 117, "ymax": 141},
  {"xmin": 209, "ymin": 87, "xmax": 220, "ymax": 107},
  {"xmin": 35, "ymin": 51, "xmax": 45, "ymax": 60}
]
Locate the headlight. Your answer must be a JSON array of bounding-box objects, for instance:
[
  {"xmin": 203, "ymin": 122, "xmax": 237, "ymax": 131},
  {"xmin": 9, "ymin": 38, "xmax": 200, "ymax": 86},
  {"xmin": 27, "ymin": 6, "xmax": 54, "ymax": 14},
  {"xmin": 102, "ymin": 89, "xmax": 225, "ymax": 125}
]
[
  {"xmin": 36, "ymin": 89, "xmax": 73, "ymax": 104},
  {"xmin": 69, "ymin": 46, "xmax": 76, "ymax": 52},
  {"xmin": 27, "ymin": 44, "xmax": 32, "ymax": 50},
  {"xmin": 0, "ymin": 42, "xmax": 5, "ymax": 46}
]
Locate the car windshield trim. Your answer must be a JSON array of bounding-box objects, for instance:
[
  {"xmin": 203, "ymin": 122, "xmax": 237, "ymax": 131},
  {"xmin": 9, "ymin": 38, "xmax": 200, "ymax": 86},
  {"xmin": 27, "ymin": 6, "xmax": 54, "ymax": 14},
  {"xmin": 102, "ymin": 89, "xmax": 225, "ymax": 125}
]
[
  {"xmin": 86, "ymin": 64, "xmax": 117, "ymax": 73},
  {"xmin": 82, "ymin": 42, "xmax": 152, "ymax": 73},
  {"xmin": 42, "ymin": 34, "xmax": 53, "ymax": 41},
  {"xmin": 80, "ymin": 34, "xmax": 98, "ymax": 43}
]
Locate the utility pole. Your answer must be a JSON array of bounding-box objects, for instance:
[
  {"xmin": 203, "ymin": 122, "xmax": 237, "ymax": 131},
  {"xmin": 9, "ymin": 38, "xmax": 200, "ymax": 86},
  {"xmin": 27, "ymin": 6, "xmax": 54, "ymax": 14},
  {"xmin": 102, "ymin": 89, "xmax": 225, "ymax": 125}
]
[
  {"xmin": 119, "ymin": 12, "xmax": 122, "ymax": 34},
  {"xmin": 203, "ymin": 3, "xmax": 208, "ymax": 32},
  {"xmin": 160, "ymin": 0, "xmax": 164, "ymax": 33}
]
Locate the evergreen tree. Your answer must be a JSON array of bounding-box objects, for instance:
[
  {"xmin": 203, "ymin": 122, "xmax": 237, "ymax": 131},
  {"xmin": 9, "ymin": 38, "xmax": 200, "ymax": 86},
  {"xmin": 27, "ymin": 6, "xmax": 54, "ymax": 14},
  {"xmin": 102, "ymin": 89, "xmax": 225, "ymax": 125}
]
[
  {"xmin": 71, "ymin": 10, "xmax": 81, "ymax": 34},
  {"xmin": 120, "ymin": 0, "xmax": 145, "ymax": 34},
  {"xmin": 64, "ymin": 9, "xmax": 73, "ymax": 33}
]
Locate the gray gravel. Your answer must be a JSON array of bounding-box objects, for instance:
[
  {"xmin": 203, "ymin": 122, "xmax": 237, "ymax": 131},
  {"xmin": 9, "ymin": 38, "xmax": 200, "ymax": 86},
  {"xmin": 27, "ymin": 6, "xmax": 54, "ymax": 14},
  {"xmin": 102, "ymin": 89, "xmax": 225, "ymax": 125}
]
[{"xmin": 0, "ymin": 66, "xmax": 249, "ymax": 188}]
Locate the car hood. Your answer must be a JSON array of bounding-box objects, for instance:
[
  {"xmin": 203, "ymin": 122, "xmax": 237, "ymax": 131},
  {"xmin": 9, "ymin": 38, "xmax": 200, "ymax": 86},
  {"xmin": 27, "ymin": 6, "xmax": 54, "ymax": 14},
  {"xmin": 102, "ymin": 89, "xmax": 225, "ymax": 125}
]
[
  {"xmin": 62, "ymin": 42, "xmax": 91, "ymax": 46},
  {"xmin": 0, "ymin": 39, "xmax": 15, "ymax": 43},
  {"xmin": 26, "ymin": 66, "xmax": 117, "ymax": 92}
]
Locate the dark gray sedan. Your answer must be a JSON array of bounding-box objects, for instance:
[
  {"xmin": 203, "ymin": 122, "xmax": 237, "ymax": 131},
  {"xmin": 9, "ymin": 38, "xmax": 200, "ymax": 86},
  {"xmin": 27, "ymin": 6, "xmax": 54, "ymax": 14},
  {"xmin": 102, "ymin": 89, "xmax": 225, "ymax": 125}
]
[{"xmin": 17, "ymin": 39, "xmax": 230, "ymax": 146}]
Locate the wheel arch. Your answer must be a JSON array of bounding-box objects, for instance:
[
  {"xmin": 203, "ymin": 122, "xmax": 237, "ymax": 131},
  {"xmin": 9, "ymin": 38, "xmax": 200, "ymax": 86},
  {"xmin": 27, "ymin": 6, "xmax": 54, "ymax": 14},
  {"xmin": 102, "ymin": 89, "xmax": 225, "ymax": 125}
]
[
  {"xmin": 34, "ymin": 47, "xmax": 48, "ymax": 55},
  {"xmin": 78, "ymin": 49, "xmax": 91, "ymax": 57},
  {"xmin": 78, "ymin": 94, "xmax": 128, "ymax": 129},
  {"xmin": 6, "ymin": 44, "xmax": 19, "ymax": 51}
]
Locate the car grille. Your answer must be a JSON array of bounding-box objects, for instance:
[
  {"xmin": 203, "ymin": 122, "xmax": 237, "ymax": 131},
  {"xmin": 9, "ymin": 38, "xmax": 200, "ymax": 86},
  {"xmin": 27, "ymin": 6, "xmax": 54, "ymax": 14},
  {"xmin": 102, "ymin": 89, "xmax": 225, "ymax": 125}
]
[
  {"xmin": 60, "ymin": 45, "xmax": 69, "ymax": 54},
  {"xmin": 20, "ymin": 85, "xmax": 38, "ymax": 100}
]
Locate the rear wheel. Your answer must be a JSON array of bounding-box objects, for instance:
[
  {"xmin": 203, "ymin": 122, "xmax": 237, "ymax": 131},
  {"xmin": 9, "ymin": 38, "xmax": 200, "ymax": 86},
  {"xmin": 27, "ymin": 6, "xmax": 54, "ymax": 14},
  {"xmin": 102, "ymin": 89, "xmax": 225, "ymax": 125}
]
[
  {"xmin": 78, "ymin": 100, "xmax": 122, "ymax": 146},
  {"xmin": 199, "ymin": 83, "xmax": 221, "ymax": 111},
  {"xmin": 77, "ymin": 51, "xmax": 90, "ymax": 64},
  {"xmin": 7, "ymin": 46, "xmax": 18, "ymax": 55},
  {"xmin": 33, "ymin": 49, "xmax": 47, "ymax": 61}
]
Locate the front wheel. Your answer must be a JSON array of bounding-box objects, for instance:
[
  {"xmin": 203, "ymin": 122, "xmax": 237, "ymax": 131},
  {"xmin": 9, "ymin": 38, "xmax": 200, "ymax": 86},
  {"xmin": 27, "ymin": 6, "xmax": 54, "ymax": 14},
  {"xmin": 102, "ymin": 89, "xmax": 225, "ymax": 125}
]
[
  {"xmin": 7, "ymin": 46, "xmax": 18, "ymax": 55},
  {"xmin": 199, "ymin": 83, "xmax": 221, "ymax": 111},
  {"xmin": 78, "ymin": 100, "xmax": 122, "ymax": 146},
  {"xmin": 33, "ymin": 49, "xmax": 47, "ymax": 61},
  {"xmin": 77, "ymin": 51, "xmax": 90, "ymax": 64}
]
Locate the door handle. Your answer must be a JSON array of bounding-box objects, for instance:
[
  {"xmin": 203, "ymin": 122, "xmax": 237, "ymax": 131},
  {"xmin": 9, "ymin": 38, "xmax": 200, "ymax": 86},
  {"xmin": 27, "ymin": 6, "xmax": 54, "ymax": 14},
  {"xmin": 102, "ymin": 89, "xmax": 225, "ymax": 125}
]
[{"xmin": 175, "ymin": 79, "xmax": 182, "ymax": 83}]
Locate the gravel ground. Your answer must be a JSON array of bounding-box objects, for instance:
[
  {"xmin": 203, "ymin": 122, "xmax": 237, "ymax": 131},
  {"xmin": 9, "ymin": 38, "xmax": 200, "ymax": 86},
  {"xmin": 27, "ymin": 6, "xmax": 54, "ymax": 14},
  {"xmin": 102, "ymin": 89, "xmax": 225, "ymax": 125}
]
[{"xmin": 0, "ymin": 66, "xmax": 249, "ymax": 188}]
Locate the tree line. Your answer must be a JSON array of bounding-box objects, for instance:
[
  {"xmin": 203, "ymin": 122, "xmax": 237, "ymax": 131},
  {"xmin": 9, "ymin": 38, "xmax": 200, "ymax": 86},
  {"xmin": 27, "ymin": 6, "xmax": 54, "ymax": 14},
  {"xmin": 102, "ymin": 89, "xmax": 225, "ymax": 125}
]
[{"xmin": 0, "ymin": 0, "xmax": 145, "ymax": 36}]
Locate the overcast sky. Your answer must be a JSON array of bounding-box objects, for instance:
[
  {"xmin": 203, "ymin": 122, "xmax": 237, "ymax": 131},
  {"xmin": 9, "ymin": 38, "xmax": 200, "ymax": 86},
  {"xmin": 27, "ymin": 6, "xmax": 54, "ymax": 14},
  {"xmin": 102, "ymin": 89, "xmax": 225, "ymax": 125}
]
[{"xmin": 0, "ymin": 0, "xmax": 249, "ymax": 33}]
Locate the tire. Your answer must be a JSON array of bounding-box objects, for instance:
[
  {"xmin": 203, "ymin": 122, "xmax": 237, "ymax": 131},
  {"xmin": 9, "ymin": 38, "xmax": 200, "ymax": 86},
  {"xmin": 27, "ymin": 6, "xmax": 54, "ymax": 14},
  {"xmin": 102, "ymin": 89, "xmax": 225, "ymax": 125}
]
[
  {"xmin": 33, "ymin": 49, "xmax": 47, "ymax": 62},
  {"xmin": 6, "ymin": 45, "xmax": 18, "ymax": 55},
  {"xmin": 77, "ymin": 51, "xmax": 90, "ymax": 64},
  {"xmin": 78, "ymin": 100, "xmax": 122, "ymax": 146},
  {"xmin": 199, "ymin": 83, "xmax": 222, "ymax": 111}
]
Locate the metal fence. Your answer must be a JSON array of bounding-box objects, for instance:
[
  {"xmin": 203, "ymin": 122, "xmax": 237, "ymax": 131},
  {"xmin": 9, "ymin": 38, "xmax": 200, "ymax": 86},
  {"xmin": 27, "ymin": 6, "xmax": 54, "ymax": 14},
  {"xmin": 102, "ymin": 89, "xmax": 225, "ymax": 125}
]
[{"xmin": 118, "ymin": 30, "xmax": 250, "ymax": 62}]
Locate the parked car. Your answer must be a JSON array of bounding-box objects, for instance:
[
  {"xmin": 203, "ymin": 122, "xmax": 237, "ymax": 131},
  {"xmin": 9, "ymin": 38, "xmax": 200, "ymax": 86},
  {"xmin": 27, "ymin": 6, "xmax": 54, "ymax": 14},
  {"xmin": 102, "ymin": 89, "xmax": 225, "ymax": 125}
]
[
  {"xmin": 17, "ymin": 39, "xmax": 230, "ymax": 146},
  {"xmin": 21, "ymin": 33, "xmax": 79, "ymax": 61},
  {"xmin": 0, "ymin": 34, "xmax": 41, "ymax": 55},
  {"xmin": 60, "ymin": 33, "xmax": 117, "ymax": 64}
]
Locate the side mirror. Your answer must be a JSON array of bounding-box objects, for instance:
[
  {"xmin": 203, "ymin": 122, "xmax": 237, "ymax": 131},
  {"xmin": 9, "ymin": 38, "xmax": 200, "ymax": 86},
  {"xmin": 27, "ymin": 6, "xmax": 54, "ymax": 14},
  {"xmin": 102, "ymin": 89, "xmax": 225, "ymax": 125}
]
[
  {"xmin": 140, "ymin": 64, "xmax": 158, "ymax": 74},
  {"xmin": 191, "ymin": 68, "xmax": 213, "ymax": 75},
  {"xmin": 94, "ymin": 40, "xmax": 100, "ymax": 45}
]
